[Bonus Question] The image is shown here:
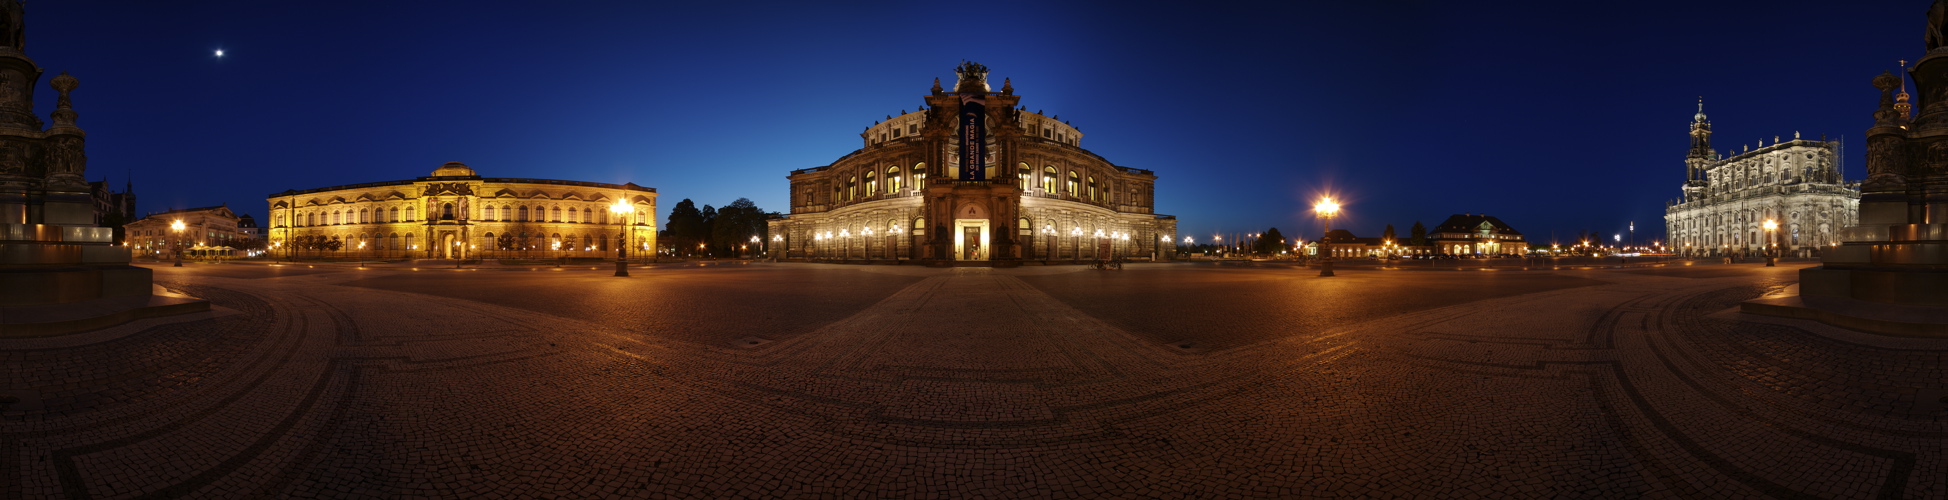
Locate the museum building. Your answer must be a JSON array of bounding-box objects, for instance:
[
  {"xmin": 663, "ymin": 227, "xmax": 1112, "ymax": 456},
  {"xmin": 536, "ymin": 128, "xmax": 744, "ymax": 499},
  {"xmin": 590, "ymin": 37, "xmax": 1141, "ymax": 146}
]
[
  {"xmin": 266, "ymin": 162, "xmax": 657, "ymax": 260},
  {"xmin": 768, "ymin": 62, "xmax": 1177, "ymax": 263},
  {"xmin": 1664, "ymin": 101, "xmax": 1859, "ymax": 257},
  {"xmin": 126, "ymin": 204, "xmax": 247, "ymax": 258}
]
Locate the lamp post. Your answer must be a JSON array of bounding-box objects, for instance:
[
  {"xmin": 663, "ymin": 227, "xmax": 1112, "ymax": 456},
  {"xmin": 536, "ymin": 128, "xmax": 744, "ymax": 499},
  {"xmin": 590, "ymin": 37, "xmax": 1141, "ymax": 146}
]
[
  {"xmin": 1315, "ymin": 197, "xmax": 1339, "ymax": 277},
  {"xmin": 357, "ymin": 241, "xmax": 366, "ymax": 269},
  {"xmin": 1762, "ymin": 219, "xmax": 1778, "ymax": 267},
  {"xmin": 611, "ymin": 199, "xmax": 631, "ymax": 276},
  {"xmin": 750, "ymin": 235, "xmax": 761, "ymax": 259},
  {"xmin": 171, "ymin": 219, "xmax": 185, "ymax": 267}
]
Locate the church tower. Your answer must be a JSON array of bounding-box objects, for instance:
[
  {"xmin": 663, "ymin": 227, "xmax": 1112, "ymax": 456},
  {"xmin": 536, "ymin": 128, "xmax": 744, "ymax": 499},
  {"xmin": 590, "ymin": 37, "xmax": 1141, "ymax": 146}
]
[{"xmin": 1686, "ymin": 99, "xmax": 1712, "ymax": 184}]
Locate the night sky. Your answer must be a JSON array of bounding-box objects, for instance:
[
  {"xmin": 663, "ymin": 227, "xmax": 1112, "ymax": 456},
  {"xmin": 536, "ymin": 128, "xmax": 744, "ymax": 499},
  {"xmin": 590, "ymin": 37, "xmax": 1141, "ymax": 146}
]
[{"xmin": 20, "ymin": 1, "xmax": 1924, "ymax": 245}]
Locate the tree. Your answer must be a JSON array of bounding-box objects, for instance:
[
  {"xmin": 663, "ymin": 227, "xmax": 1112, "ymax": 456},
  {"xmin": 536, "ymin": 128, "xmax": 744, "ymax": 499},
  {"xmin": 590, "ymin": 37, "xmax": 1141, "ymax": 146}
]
[
  {"xmin": 664, "ymin": 199, "xmax": 705, "ymax": 256},
  {"xmin": 1253, "ymin": 227, "xmax": 1287, "ymax": 254},
  {"xmin": 1409, "ymin": 221, "xmax": 1428, "ymax": 247},
  {"xmin": 1382, "ymin": 224, "xmax": 1396, "ymax": 243},
  {"xmin": 711, "ymin": 198, "xmax": 775, "ymax": 257}
]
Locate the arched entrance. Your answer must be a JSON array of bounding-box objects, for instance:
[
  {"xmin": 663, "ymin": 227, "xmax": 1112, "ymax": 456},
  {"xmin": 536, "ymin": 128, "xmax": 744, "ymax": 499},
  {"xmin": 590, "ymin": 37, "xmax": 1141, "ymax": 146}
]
[
  {"xmin": 442, "ymin": 233, "xmax": 457, "ymax": 259},
  {"xmin": 952, "ymin": 203, "xmax": 989, "ymax": 261}
]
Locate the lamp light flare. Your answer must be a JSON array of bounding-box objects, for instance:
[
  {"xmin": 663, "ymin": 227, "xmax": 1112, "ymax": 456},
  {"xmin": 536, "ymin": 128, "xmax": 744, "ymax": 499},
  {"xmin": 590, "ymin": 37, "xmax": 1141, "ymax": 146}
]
[{"xmin": 214, "ymin": 49, "xmax": 224, "ymax": 57}]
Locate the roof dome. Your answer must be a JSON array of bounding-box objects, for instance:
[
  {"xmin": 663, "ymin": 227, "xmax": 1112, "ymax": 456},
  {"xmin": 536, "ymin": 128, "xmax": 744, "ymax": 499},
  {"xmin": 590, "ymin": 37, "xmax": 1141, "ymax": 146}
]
[{"xmin": 430, "ymin": 161, "xmax": 477, "ymax": 177}]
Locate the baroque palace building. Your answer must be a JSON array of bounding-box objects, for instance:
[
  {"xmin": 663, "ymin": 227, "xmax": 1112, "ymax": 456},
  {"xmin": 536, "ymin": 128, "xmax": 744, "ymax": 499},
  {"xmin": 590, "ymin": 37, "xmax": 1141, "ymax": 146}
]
[
  {"xmin": 768, "ymin": 62, "xmax": 1177, "ymax": 263},
  {"xmin": 1664, "ymin": 101, "xmax": 1859, "ymax": 257},
  {"xmin": 266, "ymin": 162, "xmax": 657, "ymax": 260}
]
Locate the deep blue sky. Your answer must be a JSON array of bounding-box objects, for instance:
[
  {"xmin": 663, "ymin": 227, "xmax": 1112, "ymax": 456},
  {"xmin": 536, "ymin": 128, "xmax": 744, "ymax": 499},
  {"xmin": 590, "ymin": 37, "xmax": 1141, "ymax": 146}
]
[{"xmin": 21, "ymin": 1, "xmax": 1924, "ymax": 244}]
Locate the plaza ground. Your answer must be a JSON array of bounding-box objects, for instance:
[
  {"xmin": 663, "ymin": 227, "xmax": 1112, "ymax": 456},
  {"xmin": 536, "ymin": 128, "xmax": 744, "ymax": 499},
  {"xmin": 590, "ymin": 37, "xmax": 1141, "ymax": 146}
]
[{"xmin": 1, "ymin": 260, "xmax": 1942, "ymax": 497}]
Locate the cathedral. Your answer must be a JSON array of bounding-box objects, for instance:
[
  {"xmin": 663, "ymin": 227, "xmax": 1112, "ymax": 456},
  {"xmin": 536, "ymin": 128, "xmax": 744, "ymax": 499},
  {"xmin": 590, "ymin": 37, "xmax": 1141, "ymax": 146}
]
[
  {"xmin": 767, "ymin": 62, "xmax": 1177, "ymax": 264},
  {"xmin": 1663, "ymin": 102, "xmax": 1859, "ymax": 257}
]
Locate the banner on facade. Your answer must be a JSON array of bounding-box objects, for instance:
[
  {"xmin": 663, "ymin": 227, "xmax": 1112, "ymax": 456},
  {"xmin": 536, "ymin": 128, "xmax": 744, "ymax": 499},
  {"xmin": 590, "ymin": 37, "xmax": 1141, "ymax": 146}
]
[{"xmin": 958, "ymin": 93, "xmax": 986, "ymax": 180}]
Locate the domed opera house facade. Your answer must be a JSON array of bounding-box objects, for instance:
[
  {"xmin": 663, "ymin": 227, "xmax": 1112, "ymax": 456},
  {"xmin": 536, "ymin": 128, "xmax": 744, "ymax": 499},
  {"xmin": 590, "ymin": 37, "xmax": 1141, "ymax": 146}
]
[
  {"xmin": 266, "ymin": 162, "xmax": 657, "ymax": 260},
  {"xmin": 768, "ymin": 62, "xmax": 1177, "ymax": 264}
]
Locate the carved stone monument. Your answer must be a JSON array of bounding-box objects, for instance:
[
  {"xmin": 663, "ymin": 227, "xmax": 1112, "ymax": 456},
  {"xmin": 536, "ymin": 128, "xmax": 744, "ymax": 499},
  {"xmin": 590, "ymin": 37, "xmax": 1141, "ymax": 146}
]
[
  {"xmin": 0, "ymin": 1, "xmax": 206, "ymax": 335},
  {"xmin": 1744, "ymin": 0, "xmax": 1948, "ymax": 335}
]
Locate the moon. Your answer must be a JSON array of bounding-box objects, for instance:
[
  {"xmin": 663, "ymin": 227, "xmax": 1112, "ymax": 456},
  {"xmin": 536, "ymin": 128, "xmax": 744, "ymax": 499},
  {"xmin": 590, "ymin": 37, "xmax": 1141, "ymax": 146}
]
[{"xmin": 214, "ymin": 49, "xmax": 224, "ymax": 57}]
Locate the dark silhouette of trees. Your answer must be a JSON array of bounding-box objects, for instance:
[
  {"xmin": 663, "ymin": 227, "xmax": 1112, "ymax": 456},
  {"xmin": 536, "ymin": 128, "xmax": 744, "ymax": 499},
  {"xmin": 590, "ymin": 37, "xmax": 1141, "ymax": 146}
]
[
  {"xmin": 1252, "ymin": 227, "xmax": 1287, "ymax": 254},
  {"xmin": 1409, "ymin": 221, "xmax": 1428, "ymax": 247}
]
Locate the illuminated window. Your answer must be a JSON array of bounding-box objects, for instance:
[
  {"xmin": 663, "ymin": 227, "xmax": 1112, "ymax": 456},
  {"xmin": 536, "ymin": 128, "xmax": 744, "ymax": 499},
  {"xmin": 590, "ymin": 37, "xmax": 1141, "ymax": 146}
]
[
  {"xmin": 865, "ymin": 170, "xmax": 878, "ymax": 196},
  {"xmin": 390, "ymin": 207, "xmax": 400, "ymax": 222},
  {"xmin": 887, "ymin": 166, "xmax": 902, "ymax": 193},
  {"xmin": 848, "ymin": 176, "xmax": 857, "ymax": 200},
  {"xmin": 1088, "ymin": 176, "xmax": 1097, "ymax": 201},
  {"xmin": 913, "ymin": 163, "xmax": 926, "ymax": 188},
  {"xmin": 1067, "ymin": 171, "xmax": 1079, "ymax": 197},
  {"xmin": 518, "ymin": 206, "xmax": 528, "ymax": 221},
  {"xmin": 551, "ymin": 207, "xmax": 562, "ymax": 221},
  {"xmin": 1019, "ymin": 163, "xmax": 1030, "ymax": 191},
  {"xmin": 1043, "ymin": 166, "xmax": 1056, "ymax": 193}
]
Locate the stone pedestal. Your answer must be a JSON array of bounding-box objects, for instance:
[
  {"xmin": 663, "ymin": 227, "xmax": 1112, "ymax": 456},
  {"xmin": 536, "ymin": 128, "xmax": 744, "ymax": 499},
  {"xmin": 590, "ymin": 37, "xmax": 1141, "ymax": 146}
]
[{"xmin": 1743, "ymin": 39, "xmax": 1948, "ymax": 336}]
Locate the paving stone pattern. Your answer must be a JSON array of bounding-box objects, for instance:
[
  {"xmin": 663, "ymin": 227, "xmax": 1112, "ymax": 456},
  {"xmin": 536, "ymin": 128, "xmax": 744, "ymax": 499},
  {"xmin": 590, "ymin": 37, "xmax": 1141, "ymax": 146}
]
[{"xmin": 0, "ymin": 262, "xmax": 1941, "ymax": 498}]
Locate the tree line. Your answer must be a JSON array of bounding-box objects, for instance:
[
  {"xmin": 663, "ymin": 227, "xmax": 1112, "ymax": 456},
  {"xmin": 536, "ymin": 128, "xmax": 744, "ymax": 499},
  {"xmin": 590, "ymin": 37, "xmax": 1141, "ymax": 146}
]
[{"xmin": 661, "ymin": 197, "xmax": 777, "ymax": 258}]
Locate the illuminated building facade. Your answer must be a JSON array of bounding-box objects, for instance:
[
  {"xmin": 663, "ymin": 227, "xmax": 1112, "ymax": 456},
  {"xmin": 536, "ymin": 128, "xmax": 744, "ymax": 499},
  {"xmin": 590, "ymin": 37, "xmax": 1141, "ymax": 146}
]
[
  {"xmin": 768, "ymin": 62, "xmax": 1177, "ymax": 263},
  {"xmin": 1664, "ymin": 102, "xmax": 1859, "ymax": 257},
  {"xmin": 126, "ymin": 204, "xmax": 245, "ymax": 258},
  {"xmin": 266, "ymin": 162, "xmax": 657, "ymax": 260}
]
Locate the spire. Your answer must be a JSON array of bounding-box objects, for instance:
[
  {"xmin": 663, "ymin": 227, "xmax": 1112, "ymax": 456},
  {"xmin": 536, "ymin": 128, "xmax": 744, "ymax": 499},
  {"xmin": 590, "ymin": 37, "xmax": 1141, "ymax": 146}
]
[
  {"xmin": 1895, "ymin": 59, "xmax": 1912, "ymax": 122},
  {"xmin": 1688, "ymin": 97, "xmax": 1712, "ymax": 159}
]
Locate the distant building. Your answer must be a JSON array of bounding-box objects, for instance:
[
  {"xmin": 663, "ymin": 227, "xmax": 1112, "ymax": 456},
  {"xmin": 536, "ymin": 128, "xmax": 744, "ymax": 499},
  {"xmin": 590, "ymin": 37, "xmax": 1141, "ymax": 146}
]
[
  {"xmin": 766, "ymin": 62, "xmax": 1177, "ymax": 263},
  {"xmin": 237, "ymin": 213, "xmax": 260, "ymax": 239},
  {"xmin": 126, "ymin": 204, "xmax": 244, "ymax": 258},
  {"xmin": 1427, "ymin": 213, "xmax": 1526, "ymax": 256},
  {"xmin": 88, "ymin": 178, "xmax": 136, "ymax": 239},
  {"xmin": 1664, "ymin": 101, "xmax": 1858, "ymax": 257},
  {"xmin": 267, "ymin": 162, "xmax": 657, "ymax": 260}
]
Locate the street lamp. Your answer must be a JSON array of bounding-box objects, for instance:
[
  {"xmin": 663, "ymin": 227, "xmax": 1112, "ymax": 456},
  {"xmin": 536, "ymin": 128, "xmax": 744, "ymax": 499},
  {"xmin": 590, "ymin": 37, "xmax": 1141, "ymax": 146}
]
[
  {"xmin": 1314, "ymin": 197, "xmax": 1339, "ymax": 277},
  {"xmin": 170, "ymin": 219, "xmax": 185, "ymax": 267},
  {"xmin": 611, "ymin": 199, "xmax": 631, "ymax": 276},
  {"xmin": 750, "ymin": 235, "xmax": 761, "ymax": 259},
  {"xmin": 357, "ymin": 241, "xmax": 366, "ymax": 268},
  {"xmin": 1762, "ymin": 219, "xmax": 1778, "ymax": 267}
]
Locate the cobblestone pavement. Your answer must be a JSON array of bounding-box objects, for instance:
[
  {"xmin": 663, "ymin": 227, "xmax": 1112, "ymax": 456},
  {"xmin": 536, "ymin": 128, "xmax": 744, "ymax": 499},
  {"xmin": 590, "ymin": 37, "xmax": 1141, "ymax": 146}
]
[{"xmin": 1, "ymin": 262, "xmax": 1942, "ymax": 498}]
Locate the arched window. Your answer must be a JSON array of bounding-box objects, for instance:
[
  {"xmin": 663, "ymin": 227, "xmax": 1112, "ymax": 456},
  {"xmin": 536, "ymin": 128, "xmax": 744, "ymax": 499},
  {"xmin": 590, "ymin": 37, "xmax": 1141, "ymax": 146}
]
[
  {"xmin": 598, "ymin": 210, "xmax": 608, "ymax": 225},
  {"xmin": 389, "ymin": 207, "xmax": 399, "ymax": 222},
  {"xmin": 404, "ymin": 233, "xmax": 415, "ymax": 250},
  {"xmin": 442, "ymin": 203, "xmax": 455, "ymax": 220},
  {"xmin": 583, "ymin": 208, "xmax": 592, "ymax": 222},
  {"xmin": 865, "ymin": 170, "xmax": 878, "ymax": 196},
  {"xmin": 405, "ymin": 206, "xmax": 416, "ymax": 221},
  {"xmin": 913, "ymin": 163, "xmax": 926, "ymax": 189},
  {"xmin": 1019, "ymin": 163, "xmax": 1030, "ymax": 191},
  {"xmin": 848, "ymin": 176, "xmax": 858, "ymax": 200},
  {"xmin": 551, "ymin": 206, "xmax": 562, "ymax": 221},
  {"xmin": 359, "ymin": 208, "xmax": 369, "ymax": 223},
  {"xmin": 481, "ymin": 233, "xmax": 493, "ymax": 251},
  {"xmin": 915, "ymin": 216, "xmax": 927, "ymax": 235},
  {"xmin": 887, "ymin": 166, "xmax": 902, "ymax": 193},
  {"xmin": 567, "ymin": 207, "xmax": 578, "ymax": 223},
  {"xmin": 306, "ymin": 213, "xmax": 315, "ymax": 226},
  {"xmin": 1088, "ymin": 176, "xmax": 1097, "ymax": 201},
  {"xmin": 1043, "ymin": 166, "xmax": 1056, "ymax": 193},
  {"xmin": 1067, "ymin": 171, "xmax": 1079, "ymax": 197},
  {"xmin": 518, "ymin": 206, "xmax": 528, "ymax": 221}
]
